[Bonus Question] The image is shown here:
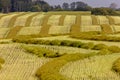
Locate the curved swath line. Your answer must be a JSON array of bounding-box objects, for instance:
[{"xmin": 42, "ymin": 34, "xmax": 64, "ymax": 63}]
[
  {"xmin": 8, "ymin": 13, "xmax": 27, "ymax": 27},
  {"xmin": 59, "ymin": 15, "xmax": 66, "ymax": 26},
  {"xmin": 25, "ymin": 12, "xmax": 41, "ymax": 27},
  {"xmin": 39, "ymin": 15, "xmax": 52, "ymax": 36},
  {"xmin": 71, "ymin": 15, "xmax": 81, "ymax": 34}
]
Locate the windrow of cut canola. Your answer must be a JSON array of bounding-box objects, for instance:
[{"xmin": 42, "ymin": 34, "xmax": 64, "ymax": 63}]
[{"xmin": 0, "ymin": 12, "xmax": 120, "ymax": 38}]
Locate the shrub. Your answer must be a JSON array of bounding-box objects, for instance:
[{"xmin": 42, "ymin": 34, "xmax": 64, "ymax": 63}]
[
  {"xmin": 108, "ymin": 46, "xmax": 120, "ymax": 53},
  {"xmin": 92, "ymin": 44, "xmax": 108, "ymax": 50}
]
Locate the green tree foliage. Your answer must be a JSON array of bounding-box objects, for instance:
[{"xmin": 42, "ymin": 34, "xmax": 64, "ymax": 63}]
[{"xmin": 91, "ymin": 8, "xmax": 119, "ymax": 15}]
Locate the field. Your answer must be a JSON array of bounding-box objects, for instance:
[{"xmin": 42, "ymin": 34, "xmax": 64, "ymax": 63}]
[
  {"xmin": 0, "ymin": 12, "xmax": 120, "ymax": 38},
  {"xmin": 0, "ymin": 11, "xmax": 120, "ymax": 80}
]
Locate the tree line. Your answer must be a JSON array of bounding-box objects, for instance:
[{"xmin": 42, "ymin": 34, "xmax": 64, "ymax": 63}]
[{"xmin": 0, "ymin": 0, "xmax": 119, "ymax": 15}]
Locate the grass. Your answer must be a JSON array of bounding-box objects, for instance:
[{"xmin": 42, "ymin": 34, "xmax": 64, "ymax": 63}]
[{"xmin": 25, "ymin": 12, "xmax": 40, "ymax": 27}]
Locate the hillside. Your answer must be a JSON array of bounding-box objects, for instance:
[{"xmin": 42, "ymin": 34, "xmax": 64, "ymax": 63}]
[{"xmin": 0, "ymin": 12, "xmax": 120, "ymax": 39}]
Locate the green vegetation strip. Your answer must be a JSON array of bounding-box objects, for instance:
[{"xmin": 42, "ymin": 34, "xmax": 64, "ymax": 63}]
[
  {"xmin": 25, "ymin": 12, "xmax": 40, "ymax": 27},
  {"xmin": 8, "ymin": 13, "xmax": 27, "ymax": 27},
  {"xmin": 22, "ymin": 45, "xmax": 63, "ymax": 58},
  {"xmin": 47, "ymin": 11, "xmax": 91, "ymax": 15},
  {"xmin": 70, "ymin": 32, "xmax": 120, "ymax": 42},
  {"xmin": 13, "ymin": 37, "xmax": 120, "ymax": 53},
  {"xmin": 71, "ymin": 15, "xmax": 81, "ymax": 34},
  {"xmin": 36, "ymin": 53, "xmax": 96, "ymax": 80}
]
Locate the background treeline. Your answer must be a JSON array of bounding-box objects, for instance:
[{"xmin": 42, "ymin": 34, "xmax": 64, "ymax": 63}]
[{"xmin": 0, "ymin": 0, "xmax": 120, "ymax": 15}]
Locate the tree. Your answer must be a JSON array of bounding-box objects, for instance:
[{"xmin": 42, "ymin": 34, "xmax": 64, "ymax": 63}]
[
  {"xmin": 91, "ymin": 8, "xmax": 118, "ymax": 15},
  {"xmin": 33, "ymin": 0, "xmax": 50, "ymax": 12},
  {"xmin": 70, "ymin": 2, "xmax": 76, "ymax": 10},
  {"xmin": 109, "ymin": 3, "xmax": 117, "ymax": 10},
  {"xmin": 62, "ymin": 2, "xmax": 69, "ymax": 10},
  {"xmin": 1, "ymin": 0, "xmax": 11, "ymax": 13},
  {"xmin": 75, "ymin": 1, "xmax": 91, "ymax": 11},
  {"xmin": 0, "ymin": 0, "xmax": 2, "ymax": 11}
]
